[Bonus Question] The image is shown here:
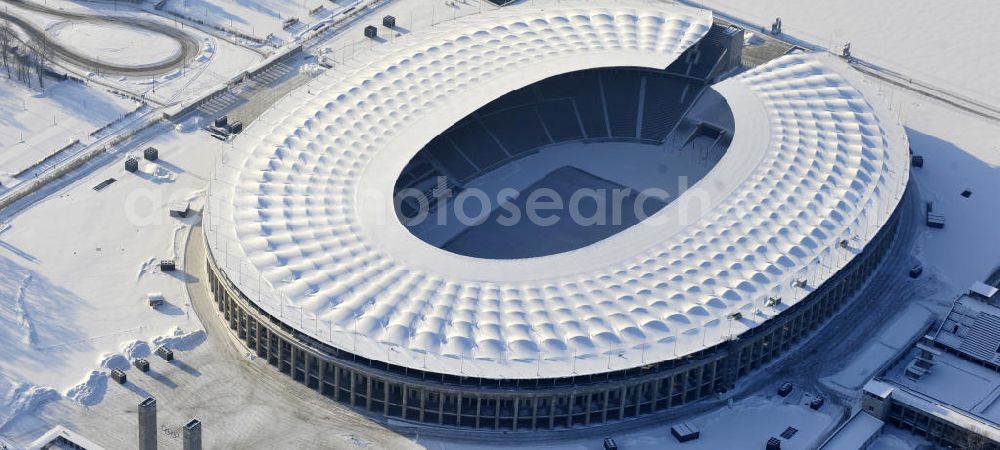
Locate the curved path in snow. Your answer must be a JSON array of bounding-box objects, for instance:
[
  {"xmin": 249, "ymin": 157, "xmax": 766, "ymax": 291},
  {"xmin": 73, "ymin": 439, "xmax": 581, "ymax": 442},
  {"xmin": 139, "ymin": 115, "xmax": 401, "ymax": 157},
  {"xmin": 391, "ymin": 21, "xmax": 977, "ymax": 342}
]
[{"xmin": 0, "ymin": 0, "xmax": 200, "ymax": 76}]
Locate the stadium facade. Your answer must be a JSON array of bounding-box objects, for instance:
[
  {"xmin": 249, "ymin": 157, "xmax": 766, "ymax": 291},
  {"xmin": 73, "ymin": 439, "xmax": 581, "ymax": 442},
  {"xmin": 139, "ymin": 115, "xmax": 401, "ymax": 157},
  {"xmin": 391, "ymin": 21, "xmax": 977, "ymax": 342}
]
[{"xmin": 203, "ymin": 4, "xmax": 910, "ymax": 430}]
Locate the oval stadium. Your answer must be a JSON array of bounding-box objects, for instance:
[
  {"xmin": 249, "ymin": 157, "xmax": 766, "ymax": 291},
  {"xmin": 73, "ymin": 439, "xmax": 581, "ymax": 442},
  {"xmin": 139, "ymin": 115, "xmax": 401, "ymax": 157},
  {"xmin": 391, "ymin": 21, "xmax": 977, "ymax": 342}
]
[{"xmin": 204, "ymin": 3, "xmax": 910, "ymax": 430}]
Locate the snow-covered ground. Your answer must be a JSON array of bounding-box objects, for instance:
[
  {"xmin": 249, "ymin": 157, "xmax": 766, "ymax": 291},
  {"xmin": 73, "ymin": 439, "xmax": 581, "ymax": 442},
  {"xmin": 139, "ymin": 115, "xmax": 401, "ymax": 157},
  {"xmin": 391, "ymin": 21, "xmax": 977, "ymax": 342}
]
[
  {"xmin": 902, "ymin": 92, "xmax": 1000, "ymax": 289},
  {"xmin": 868, "ymin": 426, "xmax": 934, "ymax": 450},
  {"xmin": 685, "ymin": 0, "xmax": 1000, "ymax": 292},
  {"xmin": 162, "ymin": 0, "xmax": 362, "ymax": 45},
  {"xmin": 891, "ymin": 350, "xmax": 1000, "ymax": 424},
  {"xmin": 689, "ymin": 0, "xmax": 1000, "ymax": 106},
  {"xmin": 420, "ymin": 394, "xmax": 842, "ymax": 450},
  {"xmin": 0, "ymin": 118, "xmax": 221, "ymax": 432},
  {"xmin": 3, "ymin": 0, "xmax": 263, "ymax": 105},
  {"xmin": 0, "ymin": 80, "xmax": 137, "ymax": 183},
  {"xmin": 821, "ymin": 304, "xmax": 935, "ymax": 395},
  {"xmin": 130, "ymin": 33, "xmax": 260, "ymax": 105}
]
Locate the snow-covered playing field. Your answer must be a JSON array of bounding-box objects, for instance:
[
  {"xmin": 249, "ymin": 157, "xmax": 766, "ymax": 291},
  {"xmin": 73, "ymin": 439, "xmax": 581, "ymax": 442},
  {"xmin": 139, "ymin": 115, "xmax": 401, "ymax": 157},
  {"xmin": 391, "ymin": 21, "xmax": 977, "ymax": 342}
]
[{"xmin": 49, "ymin": 21, "xmax": 182, "ymax": 68}]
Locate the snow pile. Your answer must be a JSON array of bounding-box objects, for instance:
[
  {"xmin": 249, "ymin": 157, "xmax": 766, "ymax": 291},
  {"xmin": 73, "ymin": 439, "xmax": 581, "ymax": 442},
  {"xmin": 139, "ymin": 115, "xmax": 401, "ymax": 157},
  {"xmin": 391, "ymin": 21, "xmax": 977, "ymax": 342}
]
[
  {"xmin": 196, "ymin": 38, "xmax": 216, "ymax": 63},
  {"xmin": 300, "ymin": 64, "xmax": 326, "ymax": 76},
  {"xmin": 120, "ymin": 340, "xmax": 152, "ymax": 360},
  {"xmin": 175, "ymin": 116, "xmax": 203, "ymax": 133},
  {"xmin": 138, "ymin": 161, "xmax": 176, "ymax": 183},
  {"xmin": 0, "ymin": 383, "xmax": 59, "ymax": 430},
  {"xmin": 152, "ymin": 327, "xmax": 207, "ymax": 351},
  {"xmin": 64, "ymin": 371, "xmax": 107, "ymax": 407},
  {"xmin": 98, "ymin": 353, "xmax": 131, "ymax": 372}
]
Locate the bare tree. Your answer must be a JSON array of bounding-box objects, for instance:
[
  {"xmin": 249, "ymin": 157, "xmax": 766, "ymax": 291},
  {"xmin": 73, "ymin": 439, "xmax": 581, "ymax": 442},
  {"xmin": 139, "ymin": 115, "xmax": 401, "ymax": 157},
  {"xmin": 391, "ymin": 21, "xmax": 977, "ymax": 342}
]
[
  {"xmin": 0, "ymin": 21, "xmax": 11, "ymax": 78},
  {"xmin": 33, "ymin": 39, "xmax": 46, "ymax": 88},
  {"xmin": 18, "ymin": 48, "xmax": 32, "ymax": 87}
]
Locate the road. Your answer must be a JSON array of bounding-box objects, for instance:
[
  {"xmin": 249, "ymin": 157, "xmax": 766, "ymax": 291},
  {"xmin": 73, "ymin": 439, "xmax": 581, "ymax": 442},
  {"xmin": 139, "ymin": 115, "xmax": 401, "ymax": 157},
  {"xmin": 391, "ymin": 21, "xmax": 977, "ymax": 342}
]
[{"xmin": 0, "ymin": 0, "xmax": 200, "ymax": 76}]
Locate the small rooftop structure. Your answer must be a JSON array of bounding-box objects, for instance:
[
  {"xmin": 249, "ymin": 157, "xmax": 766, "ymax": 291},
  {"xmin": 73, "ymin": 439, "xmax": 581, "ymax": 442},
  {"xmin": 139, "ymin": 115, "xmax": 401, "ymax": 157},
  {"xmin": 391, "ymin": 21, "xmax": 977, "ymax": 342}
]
[
  {"xmin": 970, "ymin": 281, "xmax": 999, "ymax": 300},
  {"xmin": 671, "ymin": 421, "xmax": 700, "ymax": 442},
  {"xmin": 863, "ymin": 379, "xmax": 895, "ymax": 400},
  {"xmin": 817, "ymin": 411, "xmax": 884, "ymax": 450},
  {"xmin": 169, "ymin": 202, "xmax": 190, "ymax": 218}
]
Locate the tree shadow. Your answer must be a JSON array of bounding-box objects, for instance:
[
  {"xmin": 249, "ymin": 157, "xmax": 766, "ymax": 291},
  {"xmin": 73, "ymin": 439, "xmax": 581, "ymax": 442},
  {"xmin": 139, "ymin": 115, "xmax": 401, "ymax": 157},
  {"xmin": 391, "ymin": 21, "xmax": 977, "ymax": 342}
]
[
  {"xmin": 0, "ymin": 240, "xmax": 39, "ymax": 264},
  {"xmin": 0, "ymin": 255, "xmax": 95, "ymax": 374}
]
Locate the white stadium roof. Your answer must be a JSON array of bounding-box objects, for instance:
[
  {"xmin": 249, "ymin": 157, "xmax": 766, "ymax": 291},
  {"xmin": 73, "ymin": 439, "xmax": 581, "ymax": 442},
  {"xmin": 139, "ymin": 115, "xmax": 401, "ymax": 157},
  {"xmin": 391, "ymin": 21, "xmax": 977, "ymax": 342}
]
[{"xmin": 206, "ymin": 3, "xmax": 909, "ymax": 379}]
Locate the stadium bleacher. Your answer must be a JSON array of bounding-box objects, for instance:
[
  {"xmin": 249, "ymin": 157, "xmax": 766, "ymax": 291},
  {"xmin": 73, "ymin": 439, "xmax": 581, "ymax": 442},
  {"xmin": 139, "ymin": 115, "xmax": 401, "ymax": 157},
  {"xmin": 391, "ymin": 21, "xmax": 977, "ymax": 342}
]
[
  {"xmin": 425, "ymin": 134, "xmax": 477, "ymax": 181},
  {"xmin": 539, "ymin": 72, "xmax": 608, "ymax": 139},
  {"xmin": 601, "ymin": 71, "xmax": 642, "ymax": 139},
  {"xmin": 481, "ymin": 105, "xmax": 552, "ymax": 156},
  {"xmin": 664, "ymin": 24, "xmax": 730, "ymax": 80},
  {"xmin": 641, "ymin": 76, "xmax": 693, "ymax": 141},
  {"xmin": 446, "ymin": 120, "xmax": 510, "ymax": 172},
  {"xmin": 396, "ymin": 63, "xmax": 714, "ymax": 198},
  {"xmin": 536, "ymin": 99, "xmax": 584, "ymax": 142}
]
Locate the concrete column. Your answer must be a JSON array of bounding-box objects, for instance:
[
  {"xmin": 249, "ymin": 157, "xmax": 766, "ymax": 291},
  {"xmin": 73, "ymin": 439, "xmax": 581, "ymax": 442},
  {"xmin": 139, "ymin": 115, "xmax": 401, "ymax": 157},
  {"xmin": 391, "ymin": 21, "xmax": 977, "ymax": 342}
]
[
  {"xmin": 474, "ymin": 396, "xmax": 481, "ymax": 429},
  {"xmin": 531, "ymin": 396, "xmax": 540, "ymax": 431},
  {"xmin": 548, "ymin": 396, "xmax": 555, "ymax": 429},
  {"xmin": 618, "ymin": 386, "xmax": 626, "ymax": 418},
  {"xmin": 138, "ymin": 397, "xmax": 157, "ymax": 450},
  {"xmin": 349, "ymin": 371, "xmax": 357, "ymax": 407},
  {"xmin": 382, "ymin": 381, "xmax": 389, "ymax": 416},
  {"xmin": 365, "ymin": 377, "xmax": 373, "ymax": 411},
  {"xmin": 601, "ymin": 390, "xmax": 609, "ymax": 423},
  {"xmin": 402, "ymin": 385, "xmax": 409, "ymax": 417},
  {"xmin": 512, "ymin": 398, "xmax": 519, "ymax": 431},
  {"xmin": 493, "ymin": 398, "xmax": 500, "ymax": 430},
  {"xmin": 438, "ymin": 392, "xmax": 444, "ymax": 425},
  {"xmin": 253, "ymin": 320, "xmax": 261, "ymax": 352},
  {"xmin": 183, "ymin": 419, "xmax": 202, "ymax": 450},
  {"xmin": 318, "ymin": 359, "xmax": 326, "ymax": 395},
  {"xmin": 418, "ymin": 389, "xmax": 425, "ymax": 422},
  {"xmin": 652, "ymin": 378, "xmax": 660, "ymax": 411},
  {"xmin": 277, "ymin": 338, "xmax": 285, "ymax": 372}
]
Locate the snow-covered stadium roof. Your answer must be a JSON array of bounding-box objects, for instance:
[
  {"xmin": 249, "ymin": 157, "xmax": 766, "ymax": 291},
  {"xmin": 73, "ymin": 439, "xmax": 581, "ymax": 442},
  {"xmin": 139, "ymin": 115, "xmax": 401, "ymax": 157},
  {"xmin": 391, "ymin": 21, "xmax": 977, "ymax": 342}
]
[{"xmin": 206, "ymin": 4, "xmax": 909, "ymax": 379}]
